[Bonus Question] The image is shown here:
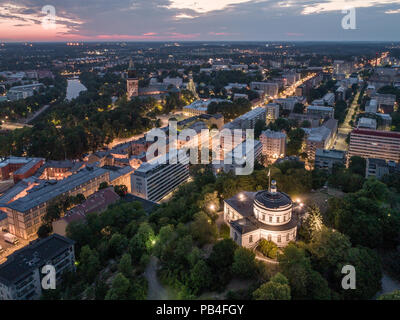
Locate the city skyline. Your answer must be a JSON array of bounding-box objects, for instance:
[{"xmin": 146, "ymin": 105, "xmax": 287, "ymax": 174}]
[{"xmin": 1, "ymin": 0, "xmax": 400, "ymax": 42}]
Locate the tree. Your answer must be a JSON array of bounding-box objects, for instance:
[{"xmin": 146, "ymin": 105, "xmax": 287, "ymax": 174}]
[
  {"xmin": 257, "ymin": 239, "xmax": 278, "ymax": 259},
  {"xmin": 279, "ymin": 244, "xmax": 310, "ymax": 298},
  {"xmin": 99, "ymin": 182, "xmax": 109, "ymax": 190},
  {"xmin": 190, "ymin": 212, "xmax": 218, "ymax": 246},
  {"xmin": 299, "ymin": 204, "xmax": 324, "ymax": 242},
  {"xmin": 348, "ymin": 156, "xmax": 366, "ymax": 176},
  {"xmin": 379, "ymin": 290, "xmax": 400, "ymax": 300},
  {"xmin": 105, "ymin": 273, "xmax": 131, "ymax": 300},
  {"xmin": 37, "ymin": 224, "xmax": 52, "ymax": 238},
  {"xmin": 79, "ymin": 245, "xmax": 101, "ymax": 283},
  {"xmin": 336, "ymin": 246, "xmax": 382, "ymax": 300},
  {"xmin": 308, "ymin": 227, "xmax": 351, "ymax": 276},
  {"xmin": 118, "ymin": 253, "xmax": 133, "ymax": 278},
  {"xmin": 129, "ymin": 222, "xmax": 155, "ymax": 261},
  {"xmin": 253, "ymin": 273, "xmax": 291, "ymax": 300},
  {"xmin": 231, "ymin": 247, "xmax": 257, "ymax": 279},
  {"xmin": 114, "ymin": 185, "xmax": 128, "ymax": 197},
  {"xmin": 207, "ymin": 239, "xmax": 238, "ymax": 290},
  {"xmin": 189, "ymin": 259, "xmax": 213, "ymax": 295}
]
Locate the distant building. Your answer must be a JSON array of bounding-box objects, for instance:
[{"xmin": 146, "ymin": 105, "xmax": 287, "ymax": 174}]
[
  {"xmin": 348, "ymin": 129, "xmax": 400, "ymax": 163},
  {"xmin": 374, "ymin": 93, "xmax": 397, "ymax": 114},
  {"xmin": 0, "ymin": 157, "xmax": 44, "ymax": 183},
  {"xmin": 7, "ymin": 83, "xmax": 44, "ymax": 101},
  {"xmin": 105, "ymin": 165, "xmax": 135, "ymax": 192},
  {"xmin": 260, "ymin": 130, "xmax": 286, "ymax": 164},
  {"xmin": 222, "ymin": 139, "xmax": 262, "ymax": 173},
  {"xmin": 306, "ymin": 105, "xmax": 334, "ymax": 119},
  {"xmin": 365, "ymin": 99, "xmax": 378, "ymax": 114},
  {"xmin": 36, "ymin": 160, "xmax": 86, "ymax": 180},
  {"xmin": 224, "ymin": 107, "xmax": 266, "ymax": 130},
  {"xmin": 126, "ymin": 59, "xmax": 139, "ymax": 99},
  {"xmin": 250, "ymin": 82, "xmax": 279, "ymax": 98},
  {"xmin": 0, "ymin": 234, "xmax": 75, "ymax": 300},
  {"xmin": 358, "ymin": 117, "xmax": 377, "ymax": 130},
  {"xmin": 224, "ymin": 181, "xmax": 298, "ymax": 249},
  {"xmin": 304, "ymin": 119, "xmax": 338, "ymax": 163},
  {"xmin": 314, "ymin": 149, "xmax": 346, "ymax": 172},
  {"xmin": 366, "ymin": 158, "xmax": 400, "ymax": 180},
  {"xmin": 265, "ymin": 103, "xmax": 280, "ymax": 123}
]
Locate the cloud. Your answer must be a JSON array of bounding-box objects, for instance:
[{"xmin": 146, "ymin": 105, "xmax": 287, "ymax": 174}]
[
  {"xmin": 385, "ymin": 8, "xmax": 400, "ymax": 13},
  {"xmin": 301, "ymin": 0, "xmax": 400, "ymax": 15},
  {"xmin": 167, "ymin": 0, "xmax": 254, "ymax": 13}
]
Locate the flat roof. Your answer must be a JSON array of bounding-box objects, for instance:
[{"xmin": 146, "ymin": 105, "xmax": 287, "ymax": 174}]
[
  {"xmin": 0, "ymin": 234, "xmax": 74, "ymax": 285},
  {"xmin": 5, "ymin": 166, "xmax": 109, "ymax": 213},
  {"xmin": 351, "ymin": 128, "xmax": 400, "ymax": 139}
]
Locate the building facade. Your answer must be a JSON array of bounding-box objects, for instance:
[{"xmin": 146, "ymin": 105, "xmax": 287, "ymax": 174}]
[
  {"xmin": 348, "ymin": 129, "xmax": 400, "ymax": 163},
  {"xmin": 3, "ymin": 167, "xmax": 109, "ymax": 240},
  {"xmin": 260, "ymin": 130, "xmax": 286, "ymax": 164},
  {"xmin": 0, "ymin": 234, "xmax": 75, "ymax": 300},
  {"xmin": 224, "ymin": 181, "xmax": 297, "ymax": 248},
  {"xmin": 132, "ymin": 155, "xmax": 189, "ymax": 202}
]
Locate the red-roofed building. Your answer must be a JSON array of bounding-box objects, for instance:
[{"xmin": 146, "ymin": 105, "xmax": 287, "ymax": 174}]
[{"xmin": 52, "ymin": 187, "xmax": 120, "ymax": 236}]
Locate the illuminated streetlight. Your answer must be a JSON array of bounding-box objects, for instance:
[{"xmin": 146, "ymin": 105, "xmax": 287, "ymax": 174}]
[
  {"xmin": 209, "ymin": 204, "xmax": 216, "ymax": 211},
  {"xmin": 238, "ymin": 193, "xmax": 245, "ymax": 201}
]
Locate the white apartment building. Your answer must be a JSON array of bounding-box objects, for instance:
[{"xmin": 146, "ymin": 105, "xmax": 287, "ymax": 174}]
[
  {"xmin": 132, "ymin": 154, "xmax": 189, "ymax": 202},
  {"xmin": 260, "ymin": 130, "xmax": 286, "ymax": 163}
]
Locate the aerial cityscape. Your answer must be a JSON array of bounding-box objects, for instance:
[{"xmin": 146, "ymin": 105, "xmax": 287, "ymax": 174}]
[{"xmin": 1, "ymin": 0, "xmax": 400, "ymax": 309}]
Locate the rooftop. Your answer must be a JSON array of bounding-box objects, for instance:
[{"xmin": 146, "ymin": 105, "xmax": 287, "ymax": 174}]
[
  {"xmin": 5, "ymin": 166, "xmax": 109, "ymax": 213},
  {"xmin": 0, "ymin": 234, "xmax": 74, "ymax": 285}
]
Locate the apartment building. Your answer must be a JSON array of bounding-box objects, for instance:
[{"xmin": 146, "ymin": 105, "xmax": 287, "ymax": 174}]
[
  {"xmin": 224, "ymin": 107, "xmax": 266, "ymax": 130},
  {"xmin": 314, "ymin": 149, "xmax": 346, "ymax": 172},
  {"xmin": 3, "ymin": 167, "xmax": 110, "ymax": 240},
  {"xmin": 260, "ymin": 130, "xmax": 286, "ymax": 164},
  {"xmin": 265, "ymin": 103, "xmax": 280, "ymax": 123},
  {"xmin": 306, "ymin": 105, "xmax": 334, "ymax": 119},
  {"xmin": 348, "ymin": 129, "xmax": 400, "ymax": 163},
  {"xmin": 132, "ymin": 154, "xmax": 189, "ymax": 202},
  {"xmin": 0, "ymin": 234, "xmax": 75, "ymax": 300},
  {"xmin": 250, "ymin": 82, "xmax": 279, "ymax": 98}
]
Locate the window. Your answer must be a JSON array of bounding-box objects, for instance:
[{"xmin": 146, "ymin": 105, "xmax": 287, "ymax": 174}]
[
  {"xmin": 277, "ymin": 217, "xmax": 280, "ymax": 223},
  {"xmin": 286, "ymin": 233, "xmax": 290, "ymax": 241},
  {"xmin": 269, "ymin": 216, "xmax": 272, "ymax": 222},
  {"xmin": 267, "ymin": 234, "xmax": 271, "ymax": 241},
  {"xmin": 283, "ymin": 215, "xmax": 287, "ymax": 222},
  {"xmin": 277, "ymin": 235, "xmax": 281, "ymax": 243},
  {"xmin": 262, "ymin": 214, "xmax": 265, "ymax": 221},
  {"xmin": 249, "ymin": 235, "xmax": 253, "ymax": 243}
]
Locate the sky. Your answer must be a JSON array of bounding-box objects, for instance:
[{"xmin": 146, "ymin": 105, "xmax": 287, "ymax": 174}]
[{"xmin": 0, "ymin": 0, "xmax": 400, "ymax": 42}]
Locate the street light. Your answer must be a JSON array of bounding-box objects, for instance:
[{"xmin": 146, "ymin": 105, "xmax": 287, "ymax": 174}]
[{"xmin": 209, "ymin": 203, "xmax": 216, "ymax": 211}]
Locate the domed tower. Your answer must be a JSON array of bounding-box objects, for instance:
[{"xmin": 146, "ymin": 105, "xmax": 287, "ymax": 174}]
[
  {"xmin": 253, "ymin": 180, "xmax": 293, "ymax": 226},
  {"xmin": 224, "ymin": 180, "xmax": 298, "ymax": 248},
  {"xmin": 127, "ymin": 58, "xmax": 138, "ymax": 99}
]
